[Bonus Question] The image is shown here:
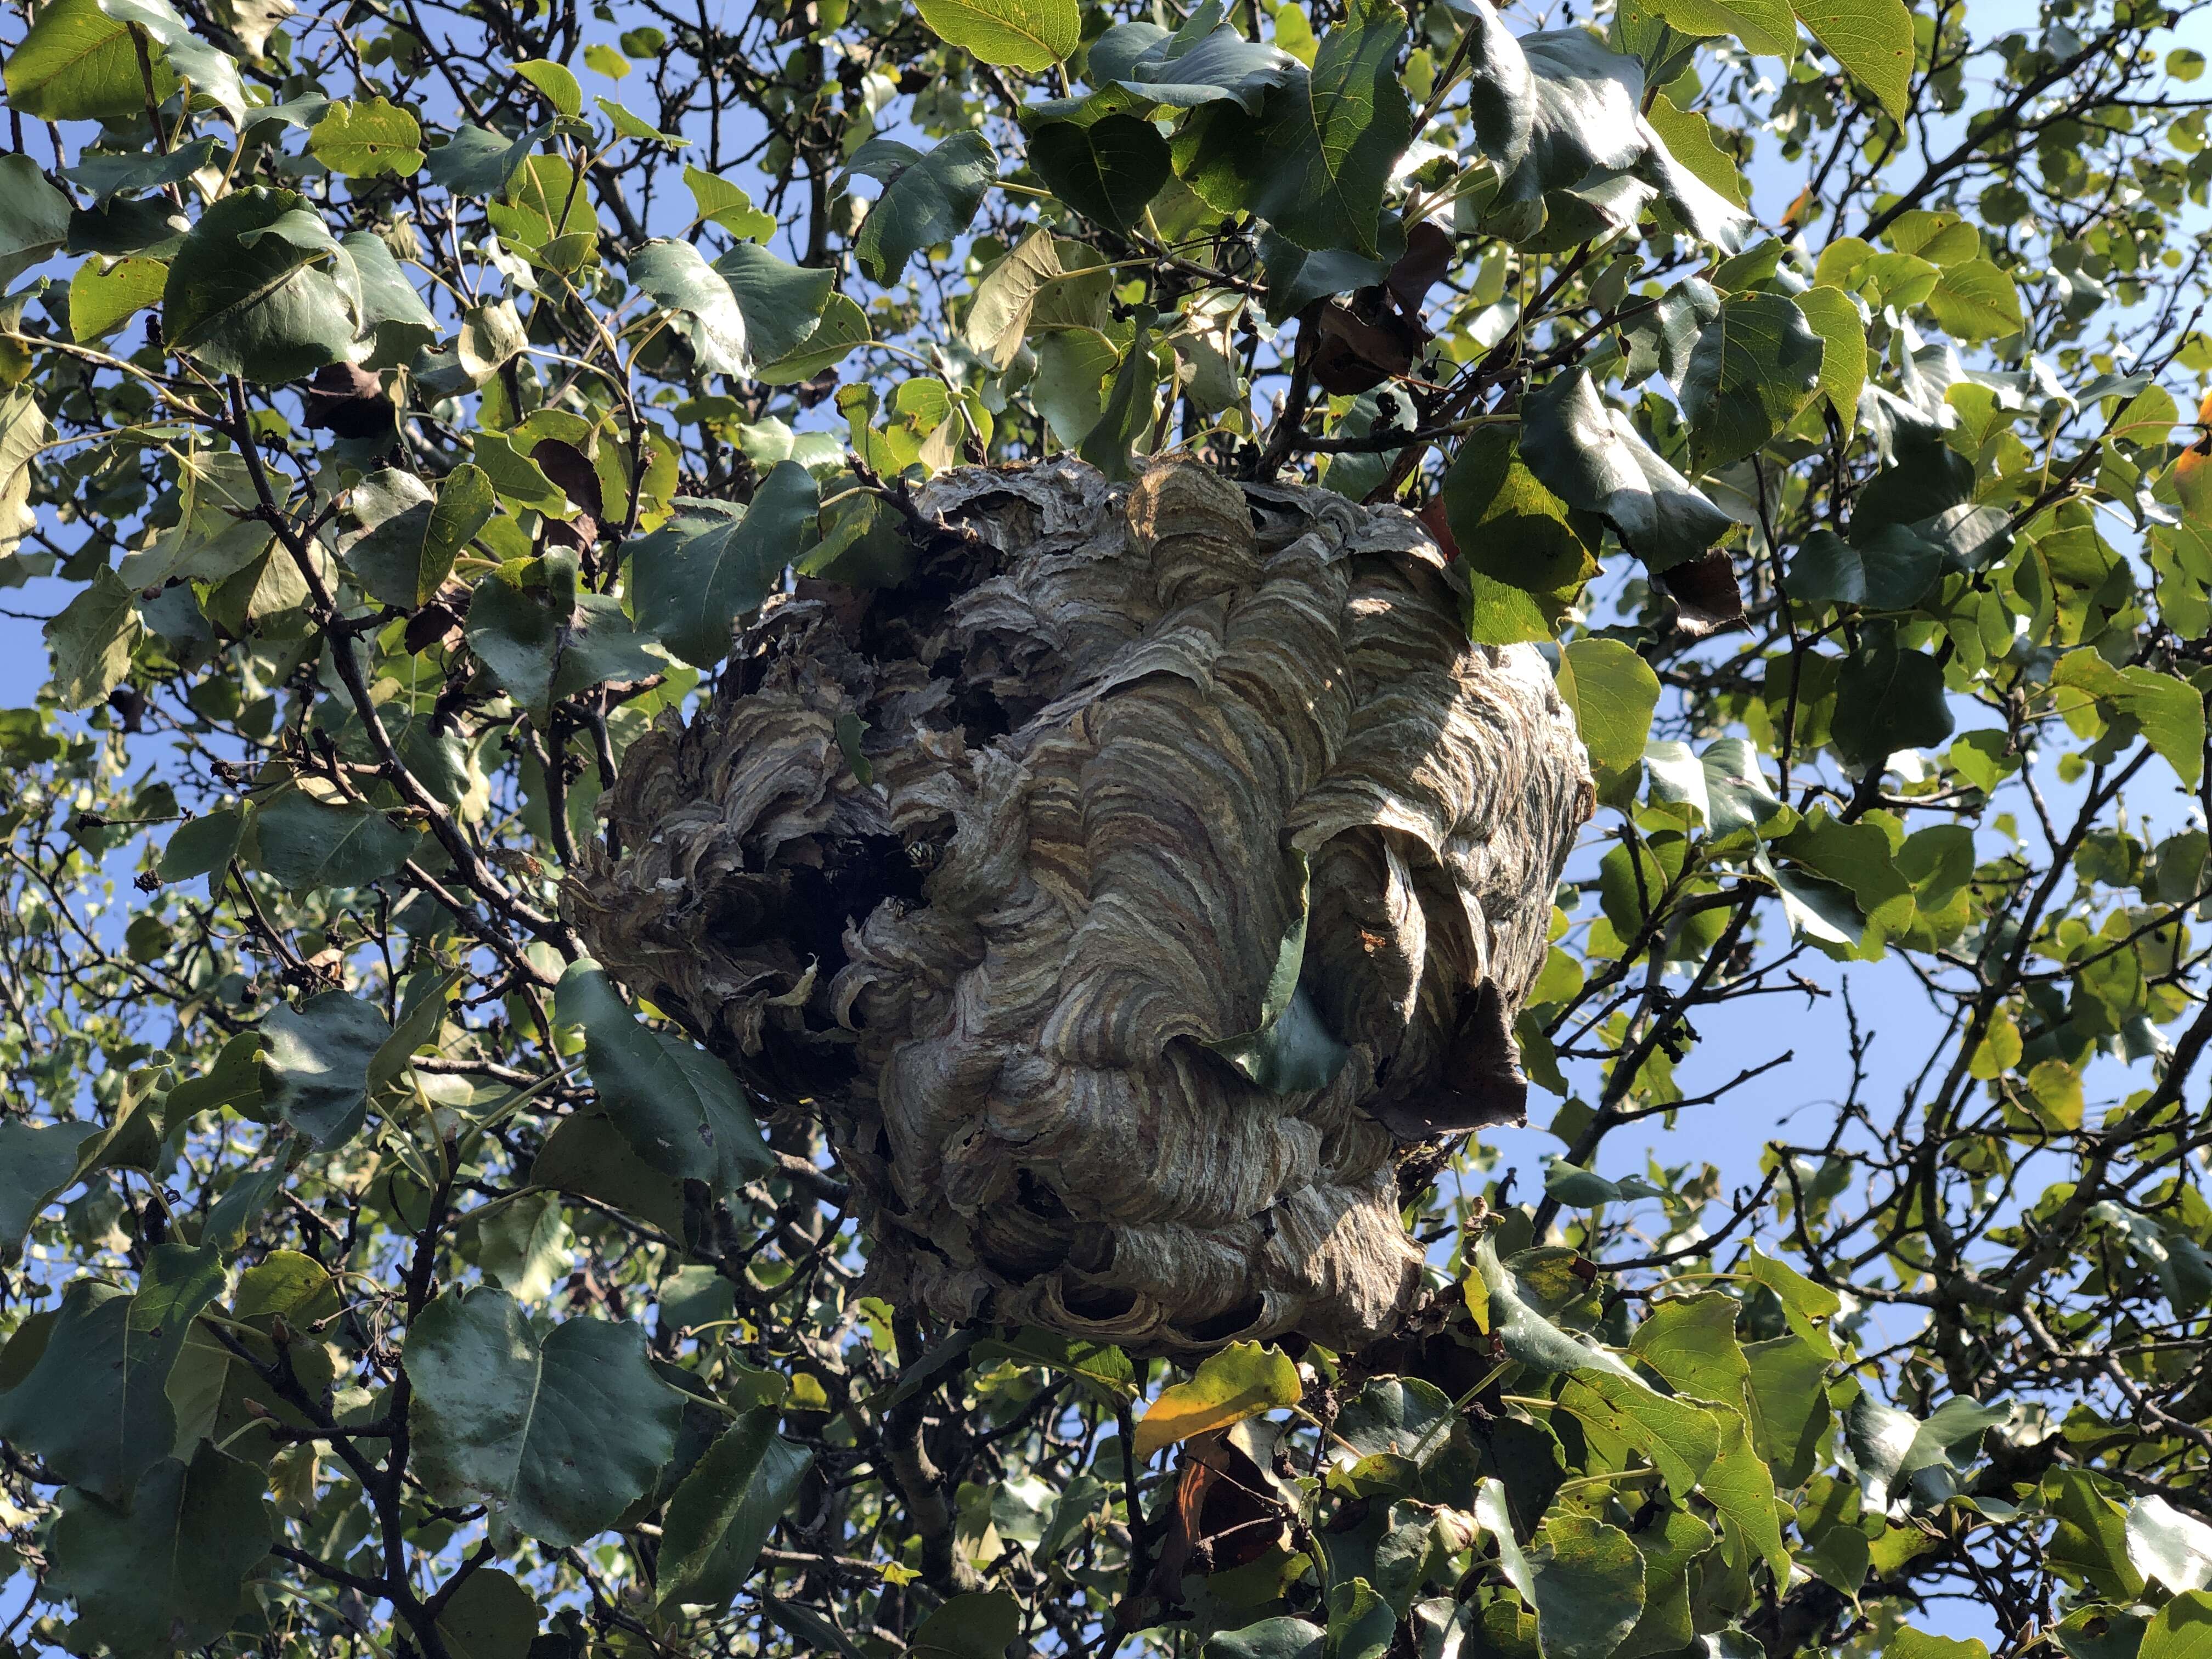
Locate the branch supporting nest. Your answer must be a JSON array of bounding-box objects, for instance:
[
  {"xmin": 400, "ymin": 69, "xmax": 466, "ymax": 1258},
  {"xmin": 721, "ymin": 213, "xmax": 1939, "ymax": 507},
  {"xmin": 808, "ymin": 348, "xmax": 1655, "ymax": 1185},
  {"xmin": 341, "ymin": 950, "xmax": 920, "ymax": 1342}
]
[{"xmin": 568, "ymin": 459, "xmax": 1593, "ymax": 1355}]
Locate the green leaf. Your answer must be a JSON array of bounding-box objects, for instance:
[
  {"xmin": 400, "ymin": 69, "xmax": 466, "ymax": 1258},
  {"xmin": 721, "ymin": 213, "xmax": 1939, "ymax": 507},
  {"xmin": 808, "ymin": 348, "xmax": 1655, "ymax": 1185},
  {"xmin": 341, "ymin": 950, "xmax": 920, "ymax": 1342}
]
[
  {"xmin": 473, "ymin": 1192, "xmax": 572, "ymax": 1303},
  {"xmin": 108, "ymin": 0, "xmax": 245, "ymax": 123},
  {"xmin": 1560, "ymin": 639, "xmax": 1660, "ymax": 805},
  {"xmin": 455, "ymin": 299, "xmax": 528, "ymax": 385},
  {"xmin": 465, "ymin": 569, "xmax": 659, "ymax": 720},
  {"xmin": 163, "ymin": 188, "xmax": 361, "ymax": 382},
  {"xmin": 309, "ymin": 95, "xmax": 426, "ymax": 177},
  {"xmin": 1030, "ymin": 114, "xmax": 1172, "ymax": 234},
  {"xmin": 1201, "ymin": 845, "xmax": 1351, "ymax": 1094},
  {"xmin": 1470, "ymin": 1236, "xmax": 1639, "ymax": 1380},
  {"xmin": 1644, "ymin": 0, "xmax": 1794, "ymax": 53},
  {"xmin": 1642, "ymin": 94, "xmax": 1748, "ymax": 205},
  {"xmin": 341, "ymin": 229, "xmax": 439, "ymax": 366},
  {"xmin": 1699, "ymin": 736, "xmax": 1784, "ymax": 837},
  {"xmin": 2, "ymin": 0, "xmax": 174, "ymax": 121},
  {"xmin": 70, "ymin": 254, "xmax": 168, "ymax": 341},
  {"xmin": 2044, "ymin": 1469, "xmax": 2145, "ymax": 1600},
  {"xmin": 259, "ymin": 990, "xmax": 391, "ymax": 1146},
  {"xmin": 630, "ymin": 461, "xmax": 821, "ymax": 667},
  {"xmin": 1081, "ymin": 18, "xmax": 1297, "ymax": 114},
  {"xmin": 368, "ymin": 968, "xmax": 459, "ymax": 1094},
  {"xmin": 1890, "ymin": 1633, "xmax": 1991, "ymax": 1659},
  {"xmin": 853, "ymin": 131, "xmax": 997, "ymax": 286},
  {"xmin": 472, "ymin": 431, "xmax": 573, "ymax": 517},
  {"xmin": 630, "ymin": 238, "xmax": 751, "ymax": 377},
  {"xmin": 1554, "ymin": 1370, "xmax": 1719, "ymax": 1492},
  {"xmin": 436, "ymin": 1570, "xmax": 541, "ymax": 1659},
  {"xmin": 911, "ymin": 1592, "xmax": 1024, "ymax": 1659},
  {"xmin": 201, "ymin": 1161, "xmax": 288, "ymax": 1252},
  {"xmin": 407, "ymin": 1284, "xmax": 683, "ymax": 1545},
  {"xmin": 756, "ymin": 290, "xmax": 868, "ymax": 384},
  {"xmin": 0, "ymin": 1119, "xmax": 103, "ymax": 1262},
  {"xmin": 114, "ymin": 450, "xmax": 273, "ymax": 590},
  {"xmin": 2129, "ymin": 1496, "xmax": 2212, "ymax": 1594},
  {"xmin": 1175, "ymin": 0, "xmax": 1411, "ymax": 256},
  {"xmin": 1886, "ymin": 208, "xmax": 1980, "ymax": 264},
  {"xmin": 516, "ymin": 57, "xmax": 583, "ymax": 116},
  {"xmin": 555, "ymin": 960, "xmax": 775, "ymax": 1194},
  {"xmin": 1925, "ymin": 258, "xmax": 2023, "ymax": 340},
  {"xmin": 1746, "ymin": 1243, "xmax": 1838, "ymax": 1358},
  {"xmin": 1701, "ymin": 1405, "xmax": 1790, "ymax": 1573},
  {"xmin": 0, "ymin": 388, "xmax": 49, "ymax": 549},
  {"xmin": 656, "ymin": 1410, "xmax": 814, "ymax": 1611},
  {"xmin": 45, "ymin": 565, "xmax": 143, "ymax": 711},
  {"xmin": 1077, "ymin": 307, "xmax": 1161, "ymax": 483},
  {"xmin": 426, "ymin": 122, "xmax": 549, "ymax": 197},
  {"xmin": 1441, "ymin": 426, "xmax": 1600, "ymax": 605},
  {"xmin": 595, "ymin": 95, "xmax": 685, "ymax": 145},
  {"xmin": 346, "ymin": 463, "xmax": 494, "ymax": 610},
  {"xmin": 1325, "ymin": 1577, "xmax": 1396, "ymax": 1659},
  {"xmin": 1476, "ymin": 1475, "xmax": 1539, "ymax": 1601},
  {"xmin": 1131, "ymin": 1340, "xmax": 1302, "ymax": 1459},
  {"xmin": 1332, "ymin": 1376, "xmax": 1459, "ymax": 1486},
  {"xmin": 971, "ymin": 1329, "xmax": 1138, "ymax": 1402},
  {"xmin": 1621, "ymin": 278, "xmax": 1721, "ymax": 387},
  {"xmin": 1530, "ymin": 1511, "xmax": 1647, "ymax": 1659},
  {"xmin": 251, "ymin": 793, "xmax": 420, "ymax": 892},
  {"xmin": 964, "ymin": 228, "xmax": 1066, "ymax": 369},
  {"xmin": 1830, "ymin": 632, "xmax": 1954, "ymax": 769},
  {"xmin": 0, "ymin": 1248, "xmax": 223, "ymax": 1504},
  {"xmin": 531, "ymin": 1110, "xmax": 688, "ymax": 1237},
  {"xmin": 685, "ymin": 165, "xmax": 777, "ymax": 239},
  {"xmin": 166, "ymin": 1030, "xmax": 267, "ymax": 1122},
  {"xmin": 1845, "ymin": 1392, "xmax": 2009, "ymax": 1510},
  {"xmin": 46, "ymin": 1442, "xmax": 273, "ymax": 1658},
  {"xmin": 0, "ymin": 153, "xmax": 75, "ymax": 288},
  {"xmin": 1206, "ymin": 1618, "xmax": 1324, "ymax": 1659},
  {"xmin": 1031, "ymin": 328, "xmax": 1120, "ymax": 448},
  {"xmin": 1785, "ymin": 524, "xmax": 1940, "ymax": 611},
  {"xmin": 1743, "ymin": 1334, "xmax": 1831, "ymax": 1486},
  {"xmin": 714, "ymin": 241, "xmax": 836, "ymax": 366},
  {"xmin": 2145, "ymin": 1593, "xmax": 2212, "ymax": 1659},
  {"xmin": 915, "ymin": 0, "xmax": 1078, "ymax": 70},
  {"xmin": 1520, "ymin": 368, "xmax": 1734, "ymax": 571},
  {"xmin": 1678, "ymin": 291, "xmax": 1824, "ymax": 471},
  {"xmin": 488, "ymin": 155, "xmax": 600, "ymax": 256},
  {"xmin": 1791, "ymin": 0, "xmax": 1912, "ymax": 118},
  {"xmin": 1628, "ymin": 1292, "xmax": 1751, "ymax": 1411},
  {"xmin": 2052, "ymin": 651, "xmax": 2207, "ymax": 787}
]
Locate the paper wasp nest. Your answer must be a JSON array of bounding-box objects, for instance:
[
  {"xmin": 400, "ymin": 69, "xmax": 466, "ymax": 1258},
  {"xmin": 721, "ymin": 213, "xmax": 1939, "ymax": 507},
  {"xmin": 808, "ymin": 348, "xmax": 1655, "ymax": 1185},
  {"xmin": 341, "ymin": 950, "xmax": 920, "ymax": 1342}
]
[{"xmin": 569, "ymin": 461, "xmax": 1592, "ymax": 1355}]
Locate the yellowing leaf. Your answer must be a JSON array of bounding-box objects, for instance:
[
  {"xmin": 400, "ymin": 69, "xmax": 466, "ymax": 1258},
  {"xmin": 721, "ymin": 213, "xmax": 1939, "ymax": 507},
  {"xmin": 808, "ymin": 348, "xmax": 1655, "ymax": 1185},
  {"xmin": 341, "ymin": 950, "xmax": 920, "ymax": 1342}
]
[
  {"xmin": 1792, "ymin": 0, "xmax": 1913, "ymax": 119},
  {"xmin": 516, "ymin": 58, "xmax": 583, "ymax": 117},
  {"xmin": 1793, "ymin": 284, "xmax": 1866, "ymax": 425},
  {"xmin": 308, "ymin": 97, "xmax": 426, "ymax": 178},
  {"xmin": 915, "ymin": 0, "xmax": 1080, "ymax": 70},
  {"xmin": 1925, "ymin": 258, "xmax": 2023, "ymax": 341},
  {"xmin": 69, "ymin": 256, "xmax": 167, "ymax": 341},
  {"xmin": 1131, "ymin": 1340, "xmax": 1301, "ymax": 1459},
  {"xmin": 1645, "ymin": 0, "xmax": 1796, "ymax": 55},
  {"xmin": 2026, "ymin": 1057, "xmax": 2084, "ymax": 1130}
]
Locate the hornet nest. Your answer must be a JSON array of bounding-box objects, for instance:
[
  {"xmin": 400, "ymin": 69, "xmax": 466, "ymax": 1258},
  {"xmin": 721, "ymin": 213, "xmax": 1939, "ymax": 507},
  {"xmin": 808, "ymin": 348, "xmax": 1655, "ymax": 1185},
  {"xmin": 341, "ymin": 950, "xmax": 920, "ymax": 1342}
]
[{"xmin": 568, "ymin": 459, "xmax": 1593, "ymax": 1355}]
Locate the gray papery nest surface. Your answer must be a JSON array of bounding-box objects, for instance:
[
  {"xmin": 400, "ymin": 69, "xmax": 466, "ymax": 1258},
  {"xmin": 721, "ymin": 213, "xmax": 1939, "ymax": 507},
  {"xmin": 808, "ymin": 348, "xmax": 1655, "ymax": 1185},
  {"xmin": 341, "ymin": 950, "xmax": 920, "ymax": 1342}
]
[{"xmin": 568, "ymin": 460, "xmax": 1593, "ymax": 1355}]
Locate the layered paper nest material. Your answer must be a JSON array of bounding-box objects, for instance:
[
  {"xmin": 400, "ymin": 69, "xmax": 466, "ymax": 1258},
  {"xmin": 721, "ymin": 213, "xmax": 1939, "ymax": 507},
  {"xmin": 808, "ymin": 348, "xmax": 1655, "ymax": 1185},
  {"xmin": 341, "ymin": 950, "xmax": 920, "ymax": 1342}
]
[{"xmin": 568, "ymin": 460, "xmax": 1593, "ymax": 1355}]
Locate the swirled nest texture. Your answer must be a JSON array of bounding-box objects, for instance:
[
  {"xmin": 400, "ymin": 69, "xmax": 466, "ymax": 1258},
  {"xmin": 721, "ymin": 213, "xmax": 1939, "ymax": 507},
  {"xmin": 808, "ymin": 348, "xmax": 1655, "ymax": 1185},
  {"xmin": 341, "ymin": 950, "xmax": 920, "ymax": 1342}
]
[{"xmin": 568, "ymin": 460, "xmax": 1592, "ymax": 1355}]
